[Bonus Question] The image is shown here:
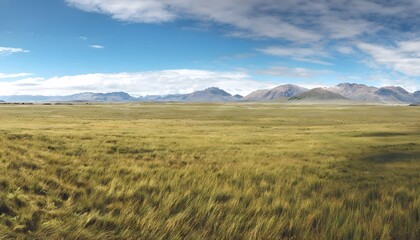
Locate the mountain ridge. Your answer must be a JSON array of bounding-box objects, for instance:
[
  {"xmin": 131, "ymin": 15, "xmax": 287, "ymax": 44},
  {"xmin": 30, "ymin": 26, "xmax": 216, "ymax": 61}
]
[
  {"xmin": 243, "ymin": 84, "xmax": 307, "ymax": 101},
  {"xmin": 375, "ymin": 86, "xmax": 416, "ymax": 103},
  {"xmin": 328, "ymin": 83, "xmax": 380, "ymax": 102},
  {"xmin": 137, "ymin": 87, "xmax": 241, "ymax": 102},
  {"xmin": 289, "ymin": 88, "xmax": 349, "ymax": 102}
]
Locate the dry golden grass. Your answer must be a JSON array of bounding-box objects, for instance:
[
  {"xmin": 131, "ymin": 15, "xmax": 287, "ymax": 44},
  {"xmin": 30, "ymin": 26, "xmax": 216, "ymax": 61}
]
[{"xmin": 0, "ymin": 103, "xmax": 419, "ymax": 239}]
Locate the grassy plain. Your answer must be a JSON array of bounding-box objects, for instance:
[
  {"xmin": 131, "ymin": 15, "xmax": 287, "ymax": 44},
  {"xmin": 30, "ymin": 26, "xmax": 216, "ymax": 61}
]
[{"xmin": 0, "ymin": 103, "xmax": 419, "ymax": 239}]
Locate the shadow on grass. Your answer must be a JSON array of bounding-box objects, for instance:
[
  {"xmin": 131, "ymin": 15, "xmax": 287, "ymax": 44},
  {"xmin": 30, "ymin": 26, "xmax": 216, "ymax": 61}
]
[
  {"xmin": 362, "ymin": 151, "xmax": 419, "ymax": 163},
  {"xmin": 353, "ymin": 132, "xmax": 410, "ymax": 137},
  {"xmin": 349, "ymin": 130, "xmax": 420, "ymax": 163},
  {"xmin": 326, "ymin": 139, "xmax": 420, "ymax": 183},
  {"xmin": 324, "ymin": 145, "xmax": 420, "ymax": 193},
  {"xmin": 360, "ymin": 137, "xmax": 420, "ymax": 163}
]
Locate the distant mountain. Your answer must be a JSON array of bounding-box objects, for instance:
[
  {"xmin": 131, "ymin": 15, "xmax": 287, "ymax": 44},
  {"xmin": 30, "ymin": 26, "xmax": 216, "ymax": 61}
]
[
  {"xmin": 0, "ymin": 88, "xmax": 240, "ymax": 103},
  {"xmin": 1, "ymin": 95, "xmax": 52, "ymax": 102},
  {"xmin": 138, "ymin": 87, "xmax": 241, "ymax": 102},
  {"xmin": 243, "ymin": 84, "xmax": 307, "ymax": 101},
  {"xmin": 289, "ymin": 88, "xmax": 348, "ymax": 102},
  {"xmin": 375, "ymin": 86, "xmax": 415, "ymax": 103},
  {"xmin": 413, "ymin": 91, "xmax": 420, "ymax": 104},
  {"xmin": 329, "ymin": 83, "xmax": 419, "ymax": 104},
  {"xmin": 183, "ymin": 87, "xmax": 239, "ymax": 102},
  {"xmin": 0, "ymin": 92, "xmax": 137, "ymax": 102},
  {"xmin": 137, "ymin": 94, "xmax": 185, "ymax": 102},
  {"xmin": 65, "ymin": 92, "xmax": 136, "ymax": 102},
  {"xmin": 0, "ymin": 100, "xmax": 4, "ymax": 103},
  {"xmin": 329, "ymin": 83, "xmax": 380, "ymax": 102}
]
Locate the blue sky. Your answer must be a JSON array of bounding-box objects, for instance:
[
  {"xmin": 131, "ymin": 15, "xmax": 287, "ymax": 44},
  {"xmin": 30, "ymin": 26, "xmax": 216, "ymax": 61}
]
[{"xmin": 0, "ymin": 0, "xmax": 419, "ymax": 95}]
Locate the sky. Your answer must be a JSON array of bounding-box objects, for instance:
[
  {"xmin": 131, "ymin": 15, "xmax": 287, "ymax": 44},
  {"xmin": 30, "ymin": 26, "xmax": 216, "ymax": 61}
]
[{"xmin": 0, "ymin": 0, "xmax": 419, "ymax": 96}]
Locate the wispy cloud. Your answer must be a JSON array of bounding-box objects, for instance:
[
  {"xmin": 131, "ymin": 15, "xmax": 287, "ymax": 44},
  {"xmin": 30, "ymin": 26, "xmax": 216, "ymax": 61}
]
[
  {"xmin": 318, "ymin": 16, "xmax": 377, "ymax": 39},
  {"xmin": 79, "ymin": 36, "xmax": 88, "ymax": 40},
  {"xmin": 357, "ymin": 42, "xmax": 420, "ymax": 77},
  {"xmin": 65, "ymin": 0, "xmax": 420, "ymax": 86},
  {"xmin": 89, "ymin": 45, "xmax": 104, "ymax": 49},
  {"xmin": 336, "ymin": 46, "xmax": 354, "ymax": 55},
  {"xmin": 0, "ymin": 73, "xmax": 33, "ymax": 79},
  {"xmin": 258, "ymin": 46, "xmax": 332, "ymax": 65},
  {"xmin": 0, "ymin": 47, "xmax": 30, "ymax": 56},
  {"xmin": 65, "ymin": 0, "xmax": 420, "ymax": 42},
  {"xmin": 256, "ymin": 66, "xmax": 329, "ymax": 78},
  {"xmin": 0, "ymin": 70, "xmax": 275, "ymax": 96},
  {"xmin": 65, "ymin": 0, "xmax": 323, "ymax": 42},
  {"xmin": 218, "ymin": 53, "xmax": 255, "ymax": 60},
  {"xmin": 367, "ymin": 74, "xmax": 419, "ymax": 92}
]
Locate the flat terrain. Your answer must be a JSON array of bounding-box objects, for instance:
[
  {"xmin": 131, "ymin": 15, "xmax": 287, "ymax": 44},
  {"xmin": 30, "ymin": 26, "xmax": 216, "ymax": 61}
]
[{"xmin": 0, "ymin": 104, "xmax": 419, "ymax": 239}]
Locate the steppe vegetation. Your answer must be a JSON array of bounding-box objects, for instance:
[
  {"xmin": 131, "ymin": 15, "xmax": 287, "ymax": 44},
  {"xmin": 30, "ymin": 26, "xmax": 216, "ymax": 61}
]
[{"xmin": 0, "ymin": 104, "xmax": 419, "ymax": 239}]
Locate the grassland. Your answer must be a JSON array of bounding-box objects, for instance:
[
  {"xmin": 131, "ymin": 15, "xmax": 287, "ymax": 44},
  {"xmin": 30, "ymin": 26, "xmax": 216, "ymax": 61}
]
[{"xmin": 0, "ymin": 103, "xmax": 419, "ymax": 239}]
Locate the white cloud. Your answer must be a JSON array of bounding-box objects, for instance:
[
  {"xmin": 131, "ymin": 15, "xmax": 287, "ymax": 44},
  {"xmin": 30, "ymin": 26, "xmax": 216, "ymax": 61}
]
[
  {"xmin": 257, "ymin": 46, "xmax": 332, "ymax": 65},
  {"xmin": 0, "ymin": 73, "xmax": 33, "ymax": 79},
  {"xmin": 256, "ymin": 66, "xmax": 329, "ymax": 78},
  {"xmin": 65, "ymin": 0, "xmax": 420, "ymax": 72},
  {"xmin": 319, "ymin": 16, "xmax": 376, "ymax": 39},
  {"xmin": 0, "ymin": 47, "xmax": 29, "ymax": 56},
  {"xmin": 89, "ymin": 45, "xmax": 104, "ymax": 49},
  {"xmin": 67, "ymin": 0, "xmax": 176, "ymax": 23},
  {"xmin": 398, "ymin": 40, "xmax": 420, "ymax": 57},
  {"xmin": 65, "ymin": 0, "xmax": 323, "ymax": 42},
  {"xmin": 357, "ymin": 42, "xmax": 420, "ymax": 77},
  {"xmin": 80, "ymin": 36, "xmax": 88, "ymax": 40},
  {"xmin": 66, "ymin": 0, "xmax": 420, "ymax": 43},
  {"xmin": 0, "ymin": 69, "xmax": 275, "ymax": 96}
]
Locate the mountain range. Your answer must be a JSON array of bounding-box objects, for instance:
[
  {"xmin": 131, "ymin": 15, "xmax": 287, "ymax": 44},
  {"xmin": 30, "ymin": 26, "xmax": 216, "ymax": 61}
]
[
  {"xmin": 0, "ymin": 92, "xmax": 136, "ymax": 103},
  {"xmin": 137, "ymin": 87, "xmax": 242, "ymax": 102},
  {"xmin": 0, "ymin": 83, "xmax": 419, "ymax": 104}
]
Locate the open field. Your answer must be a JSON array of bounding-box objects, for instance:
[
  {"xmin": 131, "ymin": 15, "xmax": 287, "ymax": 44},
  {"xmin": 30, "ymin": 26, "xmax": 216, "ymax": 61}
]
[{"xmin": 0, "ymin": 103, "xmax": 419, "ymax": 239}]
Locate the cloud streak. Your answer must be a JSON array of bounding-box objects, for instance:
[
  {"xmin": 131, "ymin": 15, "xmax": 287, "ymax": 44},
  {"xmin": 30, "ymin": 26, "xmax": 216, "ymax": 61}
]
[
  {"xmin": 0, "ymin": 73, "xmax": 33, "ymax": 79},
  {"xmin": 0, "ymin": 47, "xmax": 29, "ymax": 56},
  {"xmin": 256, "ymin": 66, "xmax": 329, "ymax": 78},
  {"xmin": 89, "ymin": 45, "xmax": 104, "ymax": 49},
  {"xmin": 257, "ymin": 46, "xmax": 332, "ymax": 65}
]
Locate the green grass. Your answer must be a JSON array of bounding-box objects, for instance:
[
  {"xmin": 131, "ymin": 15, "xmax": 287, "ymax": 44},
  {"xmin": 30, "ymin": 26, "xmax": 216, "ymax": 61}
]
[{"xmin": 0, "ymin": 103, "xmax": 419, "ymax": 239}]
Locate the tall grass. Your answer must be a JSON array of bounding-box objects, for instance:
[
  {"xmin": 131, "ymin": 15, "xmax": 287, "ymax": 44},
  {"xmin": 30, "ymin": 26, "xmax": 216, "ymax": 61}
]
[{"xmin": 0, "ymin": 103, "xmax": 419, "ymax": 239}]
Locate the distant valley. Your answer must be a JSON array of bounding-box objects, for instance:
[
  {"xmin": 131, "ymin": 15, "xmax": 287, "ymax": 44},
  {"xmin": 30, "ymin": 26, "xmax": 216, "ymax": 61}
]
[{"xmin": 1, "ymin": 83, "xmax": 419, "ymax": 104}]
